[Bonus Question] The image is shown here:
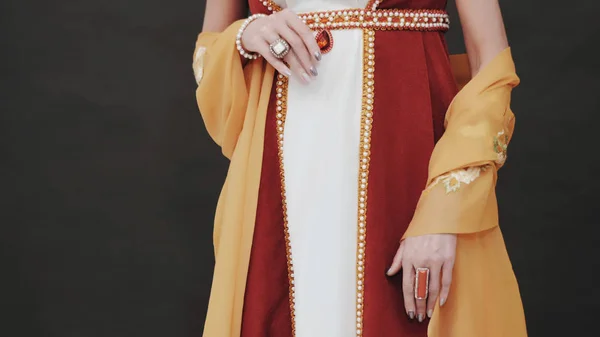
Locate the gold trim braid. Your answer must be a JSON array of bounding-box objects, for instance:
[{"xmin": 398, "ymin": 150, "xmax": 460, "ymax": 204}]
[
  {"xmin": 274, "ymin": 75, "xmax": 297, "ymax": 335},
  {"xmin": 355, "ymin": 28, "xmax": 375, "ymax": 337}
]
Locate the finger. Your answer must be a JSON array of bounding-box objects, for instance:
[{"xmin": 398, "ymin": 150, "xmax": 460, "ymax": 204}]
[
  {"xmin": 402, "ymin": 262, "xmax": 416, "ymax": 320},
  {"xmin": 387, "ymin": 241, "xmax": 404, "ymax": 276},
  {"xmin": 414, "ymin": 267, "xmax": 427, "ymax": 322},
  {"xmin": 259, "ymin": 31, "xmax": 292, "ymax": 77},
  {"xmin": 275, "ymin": 22, "xmax": 317, "ymax": 78},
  {"xmin": 283, "ymin": 10, "xmax": 322, "ymax": 62},
  {"xmin": 439, "ymin": 259, "xmax": 455, "ymax": 307},
  {"xmin": 284, "ymin": 52, "xmax": 311, "ymax": 84},
  {"xmin": 426, "ymin": 265, "xmax": 441, "ymax": 319},
  {"xmin": 259, "ymin": 44, "xmax": 292, "ymax": 77}
]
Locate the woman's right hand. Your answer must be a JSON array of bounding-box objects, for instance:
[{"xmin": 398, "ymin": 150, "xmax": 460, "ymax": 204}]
[{"xmin": 241, "ymin": 9, "xmax": 322, "ymax": 84}]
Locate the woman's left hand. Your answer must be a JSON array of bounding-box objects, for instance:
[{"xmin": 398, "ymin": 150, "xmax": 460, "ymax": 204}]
[{"xmin": 386, "ymin": 234, "xmax": 457, "ymax": 322}]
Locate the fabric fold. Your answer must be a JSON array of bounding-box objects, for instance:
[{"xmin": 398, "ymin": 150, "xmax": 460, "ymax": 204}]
[
  {"xmin": 195, "ymin": 21, "xmax": 275, "ymax": 159},
  {"xmin": 401, "ymin": 49, "xmax": 527, "ymax": 337},
  {"xmin": 194, "ymin": 22, "xmax": 275, "ymax": 337},
  {"xmin": 404, "ymin": 48, "xmax": 520, "ymax": 238}
]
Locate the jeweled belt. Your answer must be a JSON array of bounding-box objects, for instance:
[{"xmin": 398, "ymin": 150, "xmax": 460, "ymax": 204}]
[
  {"xmin": 297, "ymin": 8, "xmax": 449, "ymax": 53},
  {"xmin": 301, "ymin": 8, "xmax": 449, "ymax": 30}
]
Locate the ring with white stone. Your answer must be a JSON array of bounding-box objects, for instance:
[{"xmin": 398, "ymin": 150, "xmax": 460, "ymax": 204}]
[{"xmin": 269, "ymin": 38, "xmax": 291, "ymax": 59}]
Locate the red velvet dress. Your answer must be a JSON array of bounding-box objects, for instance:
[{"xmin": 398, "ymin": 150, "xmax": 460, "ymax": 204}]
[{"xmin": 241, "ymin": 0, "xmax": 458, "ymax": 336}]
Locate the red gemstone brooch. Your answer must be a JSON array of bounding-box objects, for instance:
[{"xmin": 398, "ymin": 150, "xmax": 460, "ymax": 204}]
[{"xmin": 315, "ymin": 29, "xmax": 333, "ymax": 54}]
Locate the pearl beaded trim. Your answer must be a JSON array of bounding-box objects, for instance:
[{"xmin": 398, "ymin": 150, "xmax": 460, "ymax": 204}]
[
  {"xmin": 366, "ymin": 0, "xmax": 383, "ymax": 11},
  {"xmin": 236, "ymin": 14, "xmax": 267, "ymax": 60},
  {"xmin": 299, "ymin": 9, "xmax": 449, "ymax": 31},
  {"xmin": 261, "ymin": 0, "xmax": 281, "ymax": 13},
  {"xmin": 273, "ymin": 74, "xmax": 297, "ymax": 335},
  {"xmin": 354, "ymin": 29, "xmax": 375, "ymax": 337},
  {"xmin": 259, "ymin": 0, "xmax": 448, "ymax": 32}
]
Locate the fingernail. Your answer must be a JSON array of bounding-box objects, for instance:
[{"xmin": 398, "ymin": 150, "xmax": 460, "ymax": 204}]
[
  {"xmin": 408, "ymin": 311, "xmax": 415, "ymax": 319},
  {"xmin": 283, "ymin": 69, "xmax": 292, "ymax": 77},
  {"xmin": 440, "ymin": 297, "xmax": 447, "ymax": 306},
  {"xmin": 386, "ymin": 267, "xmax": 392, "ymax": 276},
  {"xmin": 314, "ymin": 51, "xmax": 322, "ymax": 61},
  {"xmin": 427, "ymin": 309, "xmax": 433, "ymax": 318},
  {"xmin": 301, "ymin": 72, "xmax": 311, "ymax": 83},
  {"xmin": 417, "ymin": 314, "xmax": 424, "ymax": 322},
  {"xmin": 309, "ymin": 66, "xmax": 318, "ymax": 76}
]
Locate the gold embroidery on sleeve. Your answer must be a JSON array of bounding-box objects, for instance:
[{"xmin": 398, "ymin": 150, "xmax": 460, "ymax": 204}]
[
  {"xmin": 425, "ymin": 128, "xmax": 511, "ymax": 194},
  {"xmin": 193, "ymin": 46, "xmax": 206, "ymax": 84},
  {"xmin": 493, "ymin": 130, "xmax": 509, "ymax": 165},
  {"xmin": 427, "ymin": 166, "xmax": 483, "ymax": 194}
]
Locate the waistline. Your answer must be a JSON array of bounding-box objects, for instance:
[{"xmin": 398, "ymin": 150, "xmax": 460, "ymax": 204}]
[{"xmin": 299, "ymin": 8, "xmax": 449, "ymax": 32}]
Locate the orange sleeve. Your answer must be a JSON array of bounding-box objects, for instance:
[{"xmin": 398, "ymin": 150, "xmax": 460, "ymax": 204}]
[
  {"xmin": 404, "ymin": 48, "xmax": 519, "ymax": 239},
  {"xmin": 404, "ymin": 49, "xmax": 528, "ymax": 337},
  {"xmin": 194, "ymin": 21, "xmax": 273, "ymax": 159},
  {"xmin": 193, "ymin": 23, "xmax": 275, "ymax": 337}
]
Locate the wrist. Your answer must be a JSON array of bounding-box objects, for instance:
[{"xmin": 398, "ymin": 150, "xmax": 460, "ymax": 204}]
[{"xmin": 236, "ymin": 14, "xmax": 266, "ymax": 60}]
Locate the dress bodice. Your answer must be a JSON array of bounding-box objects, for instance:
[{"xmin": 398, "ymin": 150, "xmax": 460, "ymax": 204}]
[{"xmin": 272, "ymin": 0, "xmax": 369, "ymax": 12}]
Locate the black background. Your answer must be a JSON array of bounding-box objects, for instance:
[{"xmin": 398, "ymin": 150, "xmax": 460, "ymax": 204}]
[{"xmin": 2, "ymin": 0, "xmax": 599, "ymax": 336}]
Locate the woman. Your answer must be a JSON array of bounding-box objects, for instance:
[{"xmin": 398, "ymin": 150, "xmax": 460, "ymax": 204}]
[{"xmin": 193, "ymin": 0, "xmax": 527, "ymax": 336}]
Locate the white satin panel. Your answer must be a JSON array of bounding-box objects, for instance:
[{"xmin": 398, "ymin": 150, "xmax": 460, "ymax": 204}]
[{"xmin": 274, "ymin": 0, "xmax": 368, "ymax": 336}]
